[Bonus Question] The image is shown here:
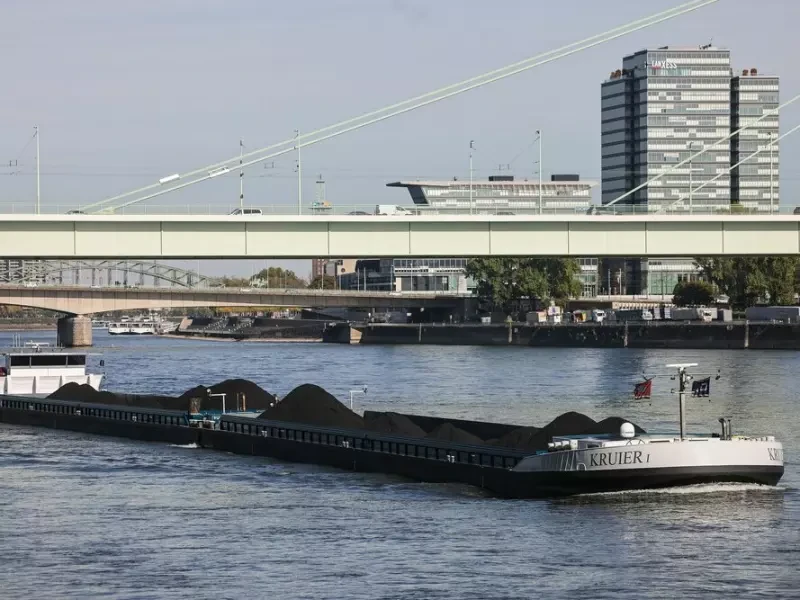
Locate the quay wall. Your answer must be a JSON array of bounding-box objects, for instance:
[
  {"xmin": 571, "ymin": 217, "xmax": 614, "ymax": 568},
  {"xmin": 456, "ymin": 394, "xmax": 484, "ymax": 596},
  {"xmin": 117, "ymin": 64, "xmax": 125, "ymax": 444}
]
[{"xmin": 349, "ymin": 322, "xmax": 800, "ymax": 351}]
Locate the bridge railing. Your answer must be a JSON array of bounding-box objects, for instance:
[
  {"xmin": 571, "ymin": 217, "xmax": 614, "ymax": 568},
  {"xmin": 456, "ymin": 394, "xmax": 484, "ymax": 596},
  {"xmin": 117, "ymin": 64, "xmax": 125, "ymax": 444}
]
[{"xmin": 0, "ymin": 203, "xmax": 796, "ymax": 216}]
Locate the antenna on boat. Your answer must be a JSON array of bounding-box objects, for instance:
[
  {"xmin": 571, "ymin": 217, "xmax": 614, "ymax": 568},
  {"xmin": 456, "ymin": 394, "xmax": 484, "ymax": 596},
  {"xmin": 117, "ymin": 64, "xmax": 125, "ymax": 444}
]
[
  {"xmin": 665, "ymin": 363, "xmax": 721, "ymax": 441},
  {"xmin": 666, "ymin": 363, "xmax": 697, "ymax": 441}
]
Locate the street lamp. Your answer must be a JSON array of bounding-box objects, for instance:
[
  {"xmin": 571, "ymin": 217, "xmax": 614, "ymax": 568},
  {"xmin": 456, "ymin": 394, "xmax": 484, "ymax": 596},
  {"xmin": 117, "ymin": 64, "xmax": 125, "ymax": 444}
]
[
  {"xmin": 469, "ymin": 140, "xmax": 476, "ymax": 215},
  {"xmin": 207, "ymin": 391, "xmax": 227, "ymax": 414},
  {"xmin": 349, "ymin": 385, "xmax": 368, "ymax": 411}
]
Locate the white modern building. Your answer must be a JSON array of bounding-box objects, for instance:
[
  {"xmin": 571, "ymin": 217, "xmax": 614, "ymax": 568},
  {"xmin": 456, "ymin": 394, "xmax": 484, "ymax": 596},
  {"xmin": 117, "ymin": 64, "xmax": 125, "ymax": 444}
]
[{"xmin": 387, "ymin": 174, "xmax": 596, "ymax": 214}]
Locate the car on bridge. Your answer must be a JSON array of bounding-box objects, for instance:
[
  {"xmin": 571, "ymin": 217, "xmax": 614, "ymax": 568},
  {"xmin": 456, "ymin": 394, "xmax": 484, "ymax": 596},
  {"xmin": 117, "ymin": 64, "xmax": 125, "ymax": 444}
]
[{"xmin": 230, "ymin": 208, "xmax": 262, "ymax": 216}]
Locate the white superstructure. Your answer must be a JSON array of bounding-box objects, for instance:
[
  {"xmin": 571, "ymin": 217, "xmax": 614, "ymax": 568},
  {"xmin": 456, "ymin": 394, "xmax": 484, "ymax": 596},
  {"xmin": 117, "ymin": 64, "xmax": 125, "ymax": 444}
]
[
  {"xmin": 514, "ymin": 431, "xmax": 783, "ymax": 479},
  {"xmin": 0, "ymin": 344, "xmax": 103, "ymax": 396},
  {"xmin": 511, "ymin": 364, "xmax": 783, "ymax": 491}
]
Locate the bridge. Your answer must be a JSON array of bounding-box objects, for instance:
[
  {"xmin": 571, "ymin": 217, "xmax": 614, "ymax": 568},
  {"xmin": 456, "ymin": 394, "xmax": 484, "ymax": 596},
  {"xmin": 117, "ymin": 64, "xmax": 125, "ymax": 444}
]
[
  {"xmin": 0, "ymin": 284, "xmax": 467, "ymax": 347},
  {"xmin": 0, "ymin": 284, "xmax": 462, "ymax": 316},
  {"xmin": 2, "ymin": 213, "xmax": 800, "ymax": 259}
]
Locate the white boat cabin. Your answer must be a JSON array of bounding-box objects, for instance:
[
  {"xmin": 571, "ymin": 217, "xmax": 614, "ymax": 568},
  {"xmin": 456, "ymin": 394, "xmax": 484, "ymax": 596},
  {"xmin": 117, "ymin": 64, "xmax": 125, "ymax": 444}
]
[{"xmin": 0, "ymin": 345, "xmax": 103, "ymax": 395}]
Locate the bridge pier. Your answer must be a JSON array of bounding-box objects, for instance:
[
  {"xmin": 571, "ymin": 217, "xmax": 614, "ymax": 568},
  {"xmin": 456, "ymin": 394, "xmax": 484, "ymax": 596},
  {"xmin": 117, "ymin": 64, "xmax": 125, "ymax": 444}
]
[{"xmin": 57, "ymin": 316, "xmax": 92, "ymax": 347}]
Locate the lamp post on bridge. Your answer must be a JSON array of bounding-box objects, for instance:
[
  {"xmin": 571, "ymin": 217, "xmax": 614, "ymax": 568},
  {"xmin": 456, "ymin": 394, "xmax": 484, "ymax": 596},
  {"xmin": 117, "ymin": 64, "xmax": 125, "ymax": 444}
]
[
  {"xmin": 295, "ymin": 129, "xmax": 302, "ymax": 215},
  {"xmin": 34, "ymin": 125, "xmax": 41, "ymax": 215},
  {"xmin": 469, "ymin": 140, "xmax": 475, "ymax": 215},
  {"xmin": 239, "ymin": 138, "xmax": 244, "ymax": 211}
]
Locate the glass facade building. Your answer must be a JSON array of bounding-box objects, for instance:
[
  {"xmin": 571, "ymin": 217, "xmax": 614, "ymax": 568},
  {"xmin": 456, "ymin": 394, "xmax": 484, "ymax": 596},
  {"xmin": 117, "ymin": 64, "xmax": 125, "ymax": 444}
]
[
  {"xmin": 731, "ymin": 73, "xmax": 780, "ymax": 211},
  {"xmin": 601, "ymin": 46, "xmax": 781, "ymax": 294},
  {"xmin": 602, "ymin": 46, "xmax": 733, "ymax": 211},
  {"xmin": 338, "ymin": 258, "xmax": 472, "ymax": 293}
]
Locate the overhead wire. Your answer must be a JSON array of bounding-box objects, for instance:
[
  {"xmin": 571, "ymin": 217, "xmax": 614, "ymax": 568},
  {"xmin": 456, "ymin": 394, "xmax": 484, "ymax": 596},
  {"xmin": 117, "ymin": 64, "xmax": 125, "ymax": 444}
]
[
  {"xmin": 82, "ymin": 0, "xmax": 720, "ymax": 212},
  {"xmin": 661, "ymin": 121, "xmax": 800, "ymax": 210}
]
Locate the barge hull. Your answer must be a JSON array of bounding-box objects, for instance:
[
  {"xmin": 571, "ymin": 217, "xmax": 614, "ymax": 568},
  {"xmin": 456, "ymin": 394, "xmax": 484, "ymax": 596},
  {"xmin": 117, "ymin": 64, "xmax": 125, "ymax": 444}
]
[
  {"xmin": 197, "ymin": 430, "xmax": 783, "ymax": 497},
  {"xmin": 0, "ymin": 401, "xmax": 783, "ymax": 499},
  {"xmin": 0, "ymin": 405, "xmax": 198, "ymax": 446}
]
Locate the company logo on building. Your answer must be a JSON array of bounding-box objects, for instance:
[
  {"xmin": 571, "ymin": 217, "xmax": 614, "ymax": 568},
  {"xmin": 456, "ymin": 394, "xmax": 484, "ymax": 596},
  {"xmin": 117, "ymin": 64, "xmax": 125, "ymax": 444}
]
[{"xmin": 651, "ymin": 60, "xmax": 677, "ymax": 70}]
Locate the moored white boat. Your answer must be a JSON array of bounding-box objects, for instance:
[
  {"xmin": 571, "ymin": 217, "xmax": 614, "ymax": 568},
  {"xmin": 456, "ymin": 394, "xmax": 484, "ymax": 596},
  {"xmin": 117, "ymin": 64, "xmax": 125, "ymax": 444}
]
[{"xmin": 108, "ymin": 321, "xmax": 157, "ymax": 335}]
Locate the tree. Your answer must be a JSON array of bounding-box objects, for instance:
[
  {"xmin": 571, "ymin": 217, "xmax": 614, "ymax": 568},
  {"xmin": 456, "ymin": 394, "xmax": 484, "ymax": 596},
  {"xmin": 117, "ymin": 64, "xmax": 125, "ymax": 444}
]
[
  {"xmin": 762, "ymin": 257, "xmax": 799, "ymax": 306},
  {"xmin": 308, "ymin": 275, "xmax": 337, "ymax": 289},
  {"xmin": 694, "ymin": 257, "xmax": 800, "ymax": 308},
  {"xmin": 672, "ymin": 280, "xmax": 715, "ymax": 306},
  {"xmin": 219, "ymin": 276, "xmax": 250, "ymax": 288},
  {"xmin": 465, "ymin": 258, "xmax": 582, "ymax": 314},
  {"xmin": 251, "ymin": 267, "xmax": 306, "ymax": 289}
]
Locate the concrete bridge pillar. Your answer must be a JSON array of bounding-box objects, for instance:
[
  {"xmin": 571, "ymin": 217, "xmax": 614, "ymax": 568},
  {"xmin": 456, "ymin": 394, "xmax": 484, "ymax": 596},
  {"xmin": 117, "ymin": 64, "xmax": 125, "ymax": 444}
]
[{"xmin": 57, "ymin": 315, "xmax": 92, "ymax": 347}]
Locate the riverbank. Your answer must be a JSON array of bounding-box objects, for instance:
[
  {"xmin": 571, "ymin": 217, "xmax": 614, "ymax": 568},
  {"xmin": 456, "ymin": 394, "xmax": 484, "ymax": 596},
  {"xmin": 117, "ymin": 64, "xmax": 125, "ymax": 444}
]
[
  {"xmin": 322, "ymin": 321, "xmax": 800, "ymax": 350},
  {"xmin": 160, "ymin": 333, "xmax": 322, "ymax": 343},
  {"xmin": 0, "ymin": 322, "xmax": 56, "ymax": 331}
]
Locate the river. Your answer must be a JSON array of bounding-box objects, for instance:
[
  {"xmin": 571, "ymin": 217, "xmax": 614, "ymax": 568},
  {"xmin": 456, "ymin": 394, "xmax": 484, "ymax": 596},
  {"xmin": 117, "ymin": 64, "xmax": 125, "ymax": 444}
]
[{"xmin": 0, "ymin": 330, "xmax": 798, "ymax": 599}]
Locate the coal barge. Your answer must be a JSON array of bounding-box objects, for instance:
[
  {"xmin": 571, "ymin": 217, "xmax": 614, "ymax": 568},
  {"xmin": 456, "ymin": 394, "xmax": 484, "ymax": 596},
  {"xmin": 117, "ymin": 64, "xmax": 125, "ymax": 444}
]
[{"xmin": 0, "ymin": 368, "xmax": 784, "ymax": 498}]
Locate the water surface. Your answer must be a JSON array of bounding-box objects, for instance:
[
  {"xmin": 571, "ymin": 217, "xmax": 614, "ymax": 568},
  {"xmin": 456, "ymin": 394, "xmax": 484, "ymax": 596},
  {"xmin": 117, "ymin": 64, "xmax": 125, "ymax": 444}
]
[{"xmin": 0, "ymin": 331, "xmax": 797, "ymax": 599}]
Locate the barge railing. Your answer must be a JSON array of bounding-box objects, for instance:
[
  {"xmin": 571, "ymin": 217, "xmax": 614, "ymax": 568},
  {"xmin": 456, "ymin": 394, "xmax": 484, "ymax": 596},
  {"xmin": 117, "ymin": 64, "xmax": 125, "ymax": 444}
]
[{"xmin": 220, "ymin": 414, "xmax": 527, "ymax": 470}]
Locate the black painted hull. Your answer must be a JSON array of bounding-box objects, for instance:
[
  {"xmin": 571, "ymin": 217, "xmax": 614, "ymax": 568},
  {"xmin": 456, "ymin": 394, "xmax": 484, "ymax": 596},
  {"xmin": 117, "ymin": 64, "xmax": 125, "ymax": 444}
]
[{"xmin": 0, "ymin": 407, "xmax": 783, "ymax": 498}]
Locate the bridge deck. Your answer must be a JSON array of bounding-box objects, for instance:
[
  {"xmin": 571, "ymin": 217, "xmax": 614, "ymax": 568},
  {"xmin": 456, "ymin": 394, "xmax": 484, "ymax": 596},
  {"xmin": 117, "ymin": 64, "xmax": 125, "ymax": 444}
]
[{"xmin": 1, "ymin": 214, "xmax": 798, "ymax": 258}]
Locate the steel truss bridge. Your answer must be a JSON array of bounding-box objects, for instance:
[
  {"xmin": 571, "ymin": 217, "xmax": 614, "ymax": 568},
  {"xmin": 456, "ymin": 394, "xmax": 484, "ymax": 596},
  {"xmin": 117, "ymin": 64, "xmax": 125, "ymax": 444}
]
[{"xmin": 0, "ymin": 260, "xmax": 216, "ymax": 288}]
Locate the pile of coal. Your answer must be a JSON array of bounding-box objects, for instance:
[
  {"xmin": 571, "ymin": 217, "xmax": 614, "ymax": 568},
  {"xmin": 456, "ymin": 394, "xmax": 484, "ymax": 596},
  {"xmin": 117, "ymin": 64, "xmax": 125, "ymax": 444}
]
[
  {"xmin": 259, "ymin": 383, "xmax": 365, "ymax": 429},
  {"xmin": 179, "ymin": 379, "xmax": 277, "ymax": 411},
  {"xmin": 364, "ymin": 412, "xmax": 427, "ymax": 437},
  {"xmin": 48, "ymin": 382, "xmax": 176, "ymax": 410},
  {"xmin": 49, "ymin": 380, "xmax": 645, "ymax": 452},
  {"xmin": 493, "ymin": 412, "xmax": 644, "ymax": 452},
  {"xmin": 48, "ymin": 379, "xmax": 277, "ymax": 413},
  {"xmin": 583, "ymin": 416, "xmax": 646, "ymax": 436},
  {"xmin": 425, "ymin": 422, "xmax": 484, "ymax": 445}
]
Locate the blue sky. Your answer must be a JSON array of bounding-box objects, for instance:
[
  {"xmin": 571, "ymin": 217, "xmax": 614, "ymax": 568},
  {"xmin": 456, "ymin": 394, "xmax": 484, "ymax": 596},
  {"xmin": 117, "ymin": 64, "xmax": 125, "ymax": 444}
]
[{"xmin": 2, "ymin": 0, "xmax": 798, "ymax": 275}]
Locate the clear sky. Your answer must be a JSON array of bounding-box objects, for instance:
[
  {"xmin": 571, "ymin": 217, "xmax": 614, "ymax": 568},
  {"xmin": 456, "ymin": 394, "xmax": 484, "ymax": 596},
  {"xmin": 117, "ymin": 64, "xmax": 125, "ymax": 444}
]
[{"xmin": 2, "ymin": 0, "xmax": 798, "ymax": 276}]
